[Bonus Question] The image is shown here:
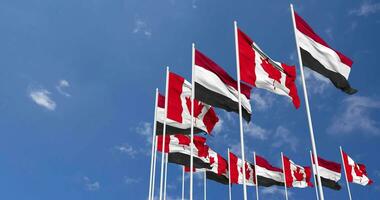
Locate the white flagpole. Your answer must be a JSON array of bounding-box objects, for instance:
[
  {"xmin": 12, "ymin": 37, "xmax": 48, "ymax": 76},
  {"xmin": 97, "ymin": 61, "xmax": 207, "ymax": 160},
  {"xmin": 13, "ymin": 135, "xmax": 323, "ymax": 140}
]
[
  {"xmin": 233, "ymin": 20, "xmax": 248, "ymax": 200},
  {"xmin": 164, "ymin": 154, "xmax": 168, "ymax": 200},
  {"xmin": 182, "ymin": 166, "xmax": 185, "ymax": 200},
  {"xmin": 309, "ymin": 150, "xmax": 320, "ymax": 200},
  {"xmin": 148, "ymin": 89, "xmax": 159, "ymax": 200},
  {"xmin": 281, "ymin": 152, "xmax": 289, "ymax": 200},
  {"xmin": 253, "ymin": 152, "xmax": 259, "ymax": 200},
  {"xmin": 340, "ymin": 146, "xmax": 353, "ymax": 200},
  {"xmin": 159, "ymin": 67, "xmax": 170, "ymax": 200},
  {"xmin": 204, "ymin": 170, "xmax": 207, "ymax": 200},
  {"xmin": 290, "ymin": 4, "xmax": 325, "ymax": 200},
  {"xmin": 151, "ymin": 135, "xmax": 158, "ymax": 200},
  {"xmin": 190, "ymin": 43, "xmax": 195, "ymax": 200},
  {"xmin": 228, "ymin": 148, "xmax": 232, "ymax": 200}
]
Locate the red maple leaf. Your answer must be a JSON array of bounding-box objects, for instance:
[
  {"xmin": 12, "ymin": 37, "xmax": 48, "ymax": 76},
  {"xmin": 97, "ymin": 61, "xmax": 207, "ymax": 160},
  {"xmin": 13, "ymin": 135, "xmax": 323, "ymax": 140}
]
[
  {"xmin": 354, "ymin": 164, "xmax": 364, "ymax": 177},
  {"xmin": 186, "ymin": 97, "xmax": 204, "ymax": 118},
  {"xmin": 294, "ymin": 166, "xmax": 305, "ymax": 181}
]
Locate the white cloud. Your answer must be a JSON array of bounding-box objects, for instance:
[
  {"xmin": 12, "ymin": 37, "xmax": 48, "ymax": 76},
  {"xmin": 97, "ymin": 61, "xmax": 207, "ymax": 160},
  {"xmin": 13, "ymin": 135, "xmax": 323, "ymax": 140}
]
[
  {"xmin": 136, "ymin": 122, "xmax": 153, "ymax": 144},
  {"xmin": 272, "ymin": 126, "xmax": 298, "ymax": 152},
  {"xmin": 133, "ymin": 19, "xmax": 152, "ymax": 37},
  {"xmin": 124, "ymin": 177, "xmax": 141, "ymax": 184},
  {"xmin": 328, "ymin": 96, "xmax": 380, "ymax": 135},
  {"xmin": 261, "ymin": 186, "xmax": 292, "ymax": 197},
  {"xmin": 350, "ymin": 1, "xmax": 380, "ymax": 16},
  {"xmin": 244, "ymin": 122, "xmax": 269, "ymax": 140},
  {"xmin": 251, "ymin": 92, "xmax": 275, "ymax": 111},
  {"xmin": 303, "ymin": 67, "xmax": 330, "ymax": 94},
  {"xmin": 83, "ymin": 176, "xmax": 100, "ymax": 191},
  {"xmin": 56, "ymin": 79, "xmax": 71, "ymax": 97},
  {"xmin": 29, "ymin": 88, "xmax": 56, "ymax": 111},
  {"xmin": 114, "ymin": 143, "xmax": 138, "ymax": 158}
]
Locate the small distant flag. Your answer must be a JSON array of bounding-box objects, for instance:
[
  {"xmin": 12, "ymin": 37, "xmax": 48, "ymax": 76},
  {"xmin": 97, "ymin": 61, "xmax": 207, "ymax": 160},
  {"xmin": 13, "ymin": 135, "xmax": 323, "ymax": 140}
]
[
  {"xmin": 341, "ymin": 150, "xmax": 373, "ymax": 186},
  {"xmin": 237, "ymin": 28, "xmax": 300, "ymax": 108},
  {"xmin": 194, "ymin": 49, "xmax": 252, "ymax": 122},
  {"xmin": 282, "ymin": 155, "xmax": 313, "ymax": 188},
  {"xmin": 229, "ymin": 152, "xmax": 256, "ymax": 186},
  {"xmin": 255, "ymin": 154, "xmax": 285, "ymax": 187},
  {"xmin": 294, "ymin": 11, "xmax": 357, "ymax": 94},
  {"xmin": 312, "ymin": 156, "xmax": 342, "ymax": 190},
  {"xmin": 156, "ymin": 71, "xmax": 219, "ymax": 135}
]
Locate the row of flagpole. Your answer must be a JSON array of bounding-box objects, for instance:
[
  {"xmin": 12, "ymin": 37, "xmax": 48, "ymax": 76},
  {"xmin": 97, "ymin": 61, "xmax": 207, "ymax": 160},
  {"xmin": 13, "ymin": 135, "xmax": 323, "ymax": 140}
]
[{"xmin": 146, "ymin": 4, "xmax": 360, "ymax": 200}]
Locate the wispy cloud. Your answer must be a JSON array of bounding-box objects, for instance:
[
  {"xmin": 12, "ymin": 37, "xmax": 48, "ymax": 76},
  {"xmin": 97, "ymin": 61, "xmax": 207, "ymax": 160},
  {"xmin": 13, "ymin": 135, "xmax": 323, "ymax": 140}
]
[
  {"xmin": 213, "ymin": 118, "xmax": 223, "ymax": 135},
  {"xmin": 29, "ymin": 88, "xmax": 56, "ymax": 111},
  {"xmin": 350, "ymin": 1, "xmax": 380, "ymax": 16},
  {"xmin": 136, "ymin": 122, "xmax": 153, "ymax": 144},
  {"xmin": 83, "ymin": 176, "xmax": 100, "ymax": 191},
  {"xmin": 272, "ymin": 126, "xmax": 298, "ymax": 152},
  {"xmin": 251, "ymin": 92, "xmax": 275, "ymax": 111},
  {"xmin": 133, "ymin": 19, "xmax": 152, "ymax": 37},
  {"xmin": 303, "ymin": 67, "xmax": 330, "ymax": 94},
  {"xmin": 114, "ymin": 143, "xmax": 138, "ymax": 158},
  {"xmin": 328, "ymin": 96, "xmax": 380, "ymax": 135},
  {"xmin": 261, "ymin": 186, "xmax": 293, "ymax": 197},
  {"xmin": 56, "ymin": 79, "xmax": 71, "ymax": 97},
  {"xmin": 124, "ymin": 176, "xmax": 141, "ymax": 184},
  {"xmin": 325, "ymin": 27, "xmax": 333, "ymax": 40},
  {"xmin": 191, "ymin": 0, "xmax": 198, "ymax": 9},
  {"xmin": 244, "ymin": 122, "xmax": 269, "ymax": 140}
]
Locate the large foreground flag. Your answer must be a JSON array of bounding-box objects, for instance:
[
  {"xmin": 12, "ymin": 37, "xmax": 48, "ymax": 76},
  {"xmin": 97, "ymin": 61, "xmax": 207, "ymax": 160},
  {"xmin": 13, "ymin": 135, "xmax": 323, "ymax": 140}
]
[
  {"xmin": 294, "ymin": 11, "xmax": 357, "ymax": 94},
  {"xmin": 194, "ymin": 49, "xmax": 252, "ymax": 122},
  {"xmin": 312, "ymin": 156, "xmax": 342, "ymax": 190},
  {"xmin": 255, "ymin": 155, "xmax": 284, "ymax": 187},
  {"xmin": 157, "ymin": 134, "xmax": 211, "ymax": 170},
  {"xmin": 342, "ymin": 150, "xmax": 373, "ymax": 186},
  {"xmin": 282, "ymin": 155, "xmax": 313, "ymax": 188},
  {"xmin": 229, "ymin": 152, "xmax": 256, "ymax": 186},
  {"xmin": 237, "ymin": 28, "xmax": 301, "ymax": 108},
  {"xmin": 156, "ymin": 72, "xmax": 219, "ymax": 135}
]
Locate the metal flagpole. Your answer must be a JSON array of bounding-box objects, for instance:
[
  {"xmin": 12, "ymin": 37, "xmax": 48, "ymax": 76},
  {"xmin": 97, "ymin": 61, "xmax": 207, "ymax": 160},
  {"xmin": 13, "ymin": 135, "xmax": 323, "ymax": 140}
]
[
  {"xmin": 190, "ymin": 43, "xmax": 195, "ymax": 200},
  {"xmin": 309, "ymin": 150, "xmax": 320, "ymax": 200},
  {"xmin": 340, "ymin": 146, "xmax": 353, "ymax": 200},
  {"xmin": 204, "ymin": 170, "xmax": 207, "ymax": 200},
  {"xmin": 148, "ymin": 89, "xmax": 159, "ymax": 200},
  {"xmin": 233, "ymin": 20, "xmax": 248, "ymax": 200},
  {"xmin": 182, "ymin": 166, "xmax": 185, "ymax": 200},
  {"xmin": 281, "ymin": 152, "xmax": 289, "ymax": 200},
  {"xmin": 151, "ymin": 135, "xmax": 158, "ymax": 200},
  {"xmin": 253, "ymin": 152, "xmax": 259, "ymax": 200},
  {"xmin": 159, "ymin": 67, "xmax": 170, "ymax": 200},
  {"xmin": 290, "ymin": 4, "xmax": 325, "ymax": 200},
  {"xmin": 228, "ymin": 148, "xmax": 232, "ymax": 200},
  {"xmin": 164, "ymin": 154, "xmax": 168, "ymax": 200}
]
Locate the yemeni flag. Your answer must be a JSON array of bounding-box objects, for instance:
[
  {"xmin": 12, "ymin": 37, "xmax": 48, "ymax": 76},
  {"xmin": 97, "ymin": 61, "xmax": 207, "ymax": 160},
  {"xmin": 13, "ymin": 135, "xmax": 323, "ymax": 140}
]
[
  {"xmin": 293, "ymin": 11, "xmax": 357, "ymax": 94},
  {"xmin": 229, "ymin": 152, "xmax": 256, "ymax": 186},
  {"xmin": 157, "ymin": 134, "xmax": 211, "ymax": 170},
  {"xmin": 156, "ymin": 72, "xmax": 219, "ymax": 135},
  {"xmin": 282, "ymin": 155, "xmax": 313, "ymax": 188},
  {"xmin": 237, "ymin": 28, "xmax": 300, "ymax": 108},
  {"xmin": 341, "ymin": 150, "xmax": 373, "ymax": 186},
  {"xmin": 255, "ymin": 155, "xmax": 284, "ymax": 187},
  {"xmin": 312, "ymin": 156, "xmax": 342, "ymax": 190},
  {"xmin": 194, "ymin": 49, "xmax": 252, "ymax": 122}
]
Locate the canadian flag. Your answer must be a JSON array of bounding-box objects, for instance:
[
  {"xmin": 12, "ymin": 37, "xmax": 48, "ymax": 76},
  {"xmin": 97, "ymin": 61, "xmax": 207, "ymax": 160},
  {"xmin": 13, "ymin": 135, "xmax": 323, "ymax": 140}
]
[
  {"xmin": 156, "ymin": 72, "xmax": 219, "ymax": 135},
  {"xmin": 237, "ymin": 27, "xmax": 300, "ymax": 108},
  {"xmin": 282, "ymin": 155, "xmax": 313, "ymax": 188},
  {"xmin": 229, "ymin": 152, "xmax": 256, "ymax": 186},
  {"xmin": 341, "ymin": 150, "xmax": 373, "ymax": 186}
]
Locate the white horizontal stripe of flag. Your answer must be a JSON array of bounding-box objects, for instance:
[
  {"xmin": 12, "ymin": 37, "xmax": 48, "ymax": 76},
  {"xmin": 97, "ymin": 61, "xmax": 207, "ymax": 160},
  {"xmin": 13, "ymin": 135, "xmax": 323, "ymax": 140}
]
[{"xmin": 312, "ymin": 164, "xmax": 341, "ymax": 182}]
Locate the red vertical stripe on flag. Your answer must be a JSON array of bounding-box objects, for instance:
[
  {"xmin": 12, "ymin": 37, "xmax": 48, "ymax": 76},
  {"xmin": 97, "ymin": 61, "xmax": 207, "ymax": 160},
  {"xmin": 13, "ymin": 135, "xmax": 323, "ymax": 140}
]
[
  {"xmin": 238, "ymin": 28, "xmax": 256, "ymax": 86},
  {"xmin": 282, "ymin": 64, "xmax": 301, "ymax": 108},
  {"xmin": 342, "ymin": 150, "xmax": 353, "ymax": 182},
  {"xmin": 282, "ymin": 155, "xmax": 293, "ymax": 187},
  {"xmin": 158, "ymin": 94, "xmax": 165, "ymax": 108},
  {"xmin": 229, "ymin": 152, "xmax": 239, "ymax": 184},
  {"xmin": 157, "ymin": 135, "xmax": 170, "ymax": 153},
  {"xmin": 167, "ymin": 72, "xmax": 184, "ymax": 123}
]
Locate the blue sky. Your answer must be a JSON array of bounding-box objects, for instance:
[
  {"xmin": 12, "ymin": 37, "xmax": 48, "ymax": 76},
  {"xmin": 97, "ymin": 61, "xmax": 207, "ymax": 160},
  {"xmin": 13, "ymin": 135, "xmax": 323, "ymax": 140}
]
[{"xmin": 0, "ymin": 0, "xmax": 379, "ymax": 199}]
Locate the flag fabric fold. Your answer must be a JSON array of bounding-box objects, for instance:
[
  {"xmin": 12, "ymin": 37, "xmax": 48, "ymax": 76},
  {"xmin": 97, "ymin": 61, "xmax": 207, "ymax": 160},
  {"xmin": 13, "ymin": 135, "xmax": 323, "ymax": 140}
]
[
  {"xmin": 237, "ymin": 28, "xmax": 301, "ymax": 108},
  {"xmin": 282, "ymin": 155, "xmax": 313, "ymax": 188},
  {"xmin": 294, "ymin": 11, "xmax": 357, "ymax": 94},
  {"xmin": 194, "ymin": 49, "xmax": 252, "ymax": 122},
  {"xmin": 229, "ymin": 152, "xmax": 256, "ymax": 186},
  {"xmin": 255, "ymin": 155, "xmax": 285, "ymax": 187},
  {"xmin": 342, "ymin": 150, "xmax": 373, "ymax": 186},
  {"xmin": 312, "ymin": 156, "xmax": 342, "ymax": 190},
  {"xmin": 156, "ymin": 72, "xmax": 219, "ymax": 135}
]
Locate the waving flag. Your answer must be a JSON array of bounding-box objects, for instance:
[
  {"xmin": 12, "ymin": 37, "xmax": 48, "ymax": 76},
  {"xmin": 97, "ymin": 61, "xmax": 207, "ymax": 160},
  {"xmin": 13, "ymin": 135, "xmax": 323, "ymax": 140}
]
[
  {"xmin": 341, "ymin": 150, "xmax": 373, "ymax": 186},
  {"xmin": 312, "ymin": 156, "xmax": 342, "ymax": 190},
  {"xmin": 294, "ymin": 11, "xmax": 357, "ymax": 94},
  {"xmin": 156, "ymin": 72, "xmax": 219, "ymax": 135},
  {"xmin": 237, "ymin": 28, "xmax": 300, "ymax": 108},
  {"xmin": 194, "ymin": 49, "xmax": 252, "ymax": 122},
  {"xmin": 229, "ymin": 152, "xmax": 256, "ymax": 186},
  {"xmin": 255, "ymin": 154, "xmax": 284, "ymax": 187},
  {"xmin": 282, "ymin": 155, "xmax": 313, "ymax": 188}
]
